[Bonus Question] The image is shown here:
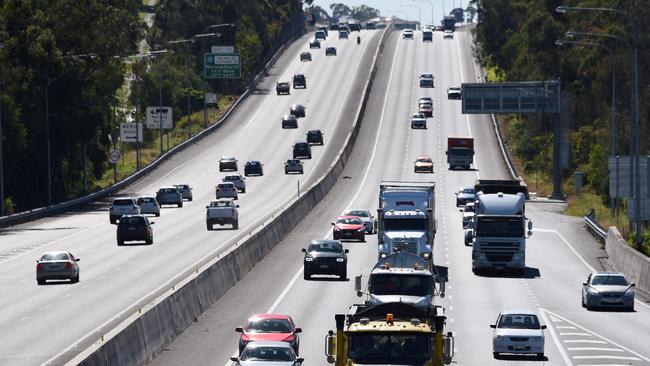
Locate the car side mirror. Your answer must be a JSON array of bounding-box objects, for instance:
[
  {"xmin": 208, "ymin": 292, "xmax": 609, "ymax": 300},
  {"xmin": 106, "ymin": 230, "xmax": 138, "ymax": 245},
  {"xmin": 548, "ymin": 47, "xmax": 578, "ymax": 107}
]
[
  {"xmin": 490, "ymin": 324, "xmax": 496, "ymax": 328},
  {"xmin": 301, "ymin": 248, "xmax": 307, "ymax": 252},
  {"xmin": 235, "ymin": 327, "xmax": 243, "ymax": 332},
  {"xmin": 331, "ymin": 222, "xmax": 335, "ymax": 226},
  {"xmin": 235, "ymin": 205, "xmax": 240, "ymax": 208},
  {"xmin": 297, "ymin": 357, "xmax": 304, "ymax": 364},
  {"xmin": 205, "ymin": 205, "xmax": 209, "ymax": 209},
  {"xmin": 75, "ymin": 258, "xmax": 81, "ymax": 262},
  {"xmin": 230, "ymin": 357, "xmax": 238, "ymax": 362},
  {"xmin": 630, "ymin": 283, "xmax": 636, "ymax": 287},
  {"xmin": 294, "ymin": 327, "xmax": 302, "ymax": 333},
  {"xmin": 150, "ymin": 222, "xmax": 155, "ymax": 225},
  {"xmin": 582, "ymin": 282, "xmax": 587, "ymax": 286},
  {"xmin": 541, "ymin": 325, "xmax": 547, "ymax": 330},
  {"xmin": 344, "ymin": 249, "xmax": 349, "ymax": 253}
]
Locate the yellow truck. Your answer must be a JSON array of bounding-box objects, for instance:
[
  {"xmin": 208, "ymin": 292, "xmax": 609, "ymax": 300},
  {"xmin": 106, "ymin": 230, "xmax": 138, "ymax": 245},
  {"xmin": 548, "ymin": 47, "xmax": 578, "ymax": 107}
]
[{"xmin": 325, "ymin": 302, "xmax": 454, "ymax": 366}]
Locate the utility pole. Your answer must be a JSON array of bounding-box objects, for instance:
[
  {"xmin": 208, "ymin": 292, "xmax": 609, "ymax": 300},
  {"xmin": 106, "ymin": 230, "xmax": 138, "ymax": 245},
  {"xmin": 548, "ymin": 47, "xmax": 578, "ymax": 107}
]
[
  {"xmin": 0, "ymin": 94, "xmax": 4, "ymax": 216},
  {"xmin": 45, "ymin": 72, "xmax": 52, "ymax": 205}
]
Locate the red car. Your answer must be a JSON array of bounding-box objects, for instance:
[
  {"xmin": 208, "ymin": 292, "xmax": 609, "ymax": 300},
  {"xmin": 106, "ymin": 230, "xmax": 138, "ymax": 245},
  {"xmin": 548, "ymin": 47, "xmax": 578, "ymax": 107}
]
[
  {"xmin": 236, "ymin": 314, "xmax": 302, "ymax": 354},
  {"xmin": 332, "ymin": 215, "xmax": 365, "ymax": 241}
]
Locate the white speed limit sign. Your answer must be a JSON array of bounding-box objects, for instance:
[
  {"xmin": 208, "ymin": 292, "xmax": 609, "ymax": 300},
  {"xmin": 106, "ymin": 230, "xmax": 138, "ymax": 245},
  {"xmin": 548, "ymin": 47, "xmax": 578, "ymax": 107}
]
[{"xmin": 109, "ymin": 149, "xmax": 122, "ymax": 164}]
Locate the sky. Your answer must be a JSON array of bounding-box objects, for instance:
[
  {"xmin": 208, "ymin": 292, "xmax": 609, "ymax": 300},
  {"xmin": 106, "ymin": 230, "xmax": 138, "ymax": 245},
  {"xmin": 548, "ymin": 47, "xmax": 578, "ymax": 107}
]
[{"xmin": 310, "ymin": 0, "xmax": 470, "ymax": 25}]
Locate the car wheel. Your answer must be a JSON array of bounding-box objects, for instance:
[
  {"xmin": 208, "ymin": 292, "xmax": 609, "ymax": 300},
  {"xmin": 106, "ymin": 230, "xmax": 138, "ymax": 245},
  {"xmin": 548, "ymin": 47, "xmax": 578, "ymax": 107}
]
[
  {"xmin": 207, "ymin": 223, "xmax": 212, "ymax": 231},
  {"xmin": 117, "ymin": 240, "xmax": 124, "ymax": 246},
  {"xmin": 178, "ymin": 202, "xmax": 183, "ymax": 208},
  {"xmin": 233, "ymin": 220, "xmax": 239, "ymax": 230},
  {"xmin": 188, "ymin": 198, "xmax": 193, "ymax": 202},
  {"xmin": 581, "ymin": 296, "xmax": 585, "ymax": 308},
  {"xmin": 146, "ymin": 237, "xmax": 153, "ymax": 245},
  {"xmin": 627, "ymin": 305, "xmax": 635, "ymax": 312},
  {"xmin": 37, "ymin": 279, "xmax": 45, "ymax": 285},
  {"xmin": 340, "ymin": 270, "xmax": 347, "ymax": 280},
  {"xmin": 156, "ymin": 213, "xmax": 160, "ymax": 217},
  {"xmin": 536, "ymin": 353, "xmax": 544, "ymax": 359},
  {"xmin": 242, "ymin": 189, "xmax": 246, "ymax": 193},
  {"xmin": 73, "ymin": 273, "xmax": 80, "ymax": 283},
  {"xmin": 303, "ymin": 271, "xmax": 311, "ymax": 280},
  {"xmin": 360, "ymin": 234, "xmax": 365, "ymax": 242},
  {"xmin": 493, "ymin": 352, "xmax": 500, "ymax": 359},
  {"xmin": 110, "ymin": 217, "xmax": 116, "ymax": 225}
]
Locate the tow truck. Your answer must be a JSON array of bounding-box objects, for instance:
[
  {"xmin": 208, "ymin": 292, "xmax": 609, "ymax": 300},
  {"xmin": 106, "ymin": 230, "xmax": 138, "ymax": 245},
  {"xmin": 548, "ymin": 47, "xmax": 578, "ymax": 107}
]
[{"xmin": 325, "ymin": 302, "xmax": 454, "ymax": 366}]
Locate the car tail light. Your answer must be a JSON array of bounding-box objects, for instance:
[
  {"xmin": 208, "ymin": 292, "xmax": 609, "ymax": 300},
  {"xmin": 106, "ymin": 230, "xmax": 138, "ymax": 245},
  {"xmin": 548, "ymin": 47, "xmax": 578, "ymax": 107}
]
[
  {"xmin": 36, "ymin": 263, "xmax": 44, "ymax": 270},
  {"xmin": 64, "ymin": 262, "xmax": 73, "ymax": 269}
]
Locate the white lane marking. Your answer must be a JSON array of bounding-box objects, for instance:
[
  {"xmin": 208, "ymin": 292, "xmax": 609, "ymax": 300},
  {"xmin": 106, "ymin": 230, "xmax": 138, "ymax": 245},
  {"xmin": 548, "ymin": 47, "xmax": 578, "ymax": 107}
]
[
  {"xmin": 61, "ymin": 294, "xmax": 72, "ymax": 300},
  {"xmin": 561, "ymin": 333, "xmax": 593, "ymax": 337},
  {"xmin": 540, "ymin": 308, "xmax": 650, "ymax": 363},
  {"xmin": 538, "ymin": 308, "xmax": 573, "ymax": 366},
  {"xmin": 0, "ymin": 287, "xmax": 9, "ymax": 293},
  {"xmin": 575, "ymin": 364, "xmax": 631, "ymax": 366},
  {"xmin": 344, "ymin": 33, "xmax": 402, "ymax": 212},
  {"xmin": 20, "ymin": 278, "xmax": 28, "ymax": 282},
  {"xmin": 534, "ymin": 227, "xmax": 650, "ymax": 310},
  {"xmin": 455, "ymin": 32, "xmax": 479, "ymax": 177},
  {"xmin": 568, "ymin": 347, "xmax": 624, "ymax": 352},
  {"xmin": 223, "ymin": 32, "xmax": 396, "ymax": 366},
  {"xmin": 557, "ymin": 325, "xmax": 577, "ymax": 329},
  {"xmin": 573, "ymin": 356, "xmax": 641, "ymax": 361},
  {"xmin": 564, "ymin": 340, "xmax": 607, "ymax": 344},
  {"xmin": 0, "ymin": 223, "xmax": 104, "ymax": 265}
]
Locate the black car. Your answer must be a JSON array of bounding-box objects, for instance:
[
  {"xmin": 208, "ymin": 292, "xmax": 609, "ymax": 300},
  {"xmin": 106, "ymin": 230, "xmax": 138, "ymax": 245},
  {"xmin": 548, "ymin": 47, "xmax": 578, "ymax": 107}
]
[
  {"xmin": 309, "ymin": 39, "xmax": 320, "ymax": 49},
  {"xmin": 285, "ymin": 159, "xmax": 304, "ymax": 174},
  {"xmin": 329, "ymin": 23, "xmax": 339, "ymax": 31},
  {"xmin": 116, "ymin": 215, "xmax": 154, "ymax": 245},
  {"xmin": 338, "ymin": 30, "xmax": 349, "ymax": 39},
  {"xmin": 299, "ymin": 52, "xmax": 311, "ymax": 62},
  {"xmin": 366, "ymin": 22, "xmax": 376, "ymax": 30},
  {"xmin": 293, "ymin": 74, "xmax": 306, "ymax": 89},
  {"xmin": 282, "ymin": 114, "xmax": 298, "ymax": 129},
  {"xmin": 276, "ymin": 82, "xmax": 290, "ymax": 95},
  {"xmin": 244, "ymin": 160, "xmax": 264, "ymax": 176},
  {"xmin": 302, "ymin": 240, "xmax": 348, "ymax": 280},
  {"xmin": 306, "ymin": 130, "xmax": 324, "ymax": 145},
  {"xmin": 293, "ymin": 141, "xmax": 312, "ymax": 159},
  {"xmin": 219, "ymin": 156, "xmax": 238, "ymax": 171},
  {"xmin": 349, "ymin": 23, "xmax": 361, "ymax": 32},
  {"xmin": 290, "ymin": 104, "xmax": 306, "ymax": 118},
  {"xmin": 318, "ymin": 26, "xmax": 329, "ymax": 37},
  {"xmin": 325, "ymin": 47, "xmax": 337, "ymax": 56}
]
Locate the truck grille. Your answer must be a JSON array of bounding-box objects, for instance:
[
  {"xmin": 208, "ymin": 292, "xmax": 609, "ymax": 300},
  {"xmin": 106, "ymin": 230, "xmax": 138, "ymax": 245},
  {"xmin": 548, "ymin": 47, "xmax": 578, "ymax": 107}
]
[
  {"xmin": 485, "ymin": 253, "xmax": 514, "ymax": 262},
  {"xmin": 483, "ymin": 241, "xmax": 519, "ymax": 248},
  {"xmin": 509, "ymin": 337, "xmax": 529, "ymax": 342}
]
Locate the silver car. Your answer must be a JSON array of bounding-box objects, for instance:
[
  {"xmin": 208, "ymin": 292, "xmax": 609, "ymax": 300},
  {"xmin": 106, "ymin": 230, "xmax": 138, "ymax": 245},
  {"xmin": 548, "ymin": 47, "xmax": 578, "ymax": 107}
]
[
  {"xmin": 156, "ymin": 187, "xmax": 183, "ymax": 207},
  {"xmin": 174, "ymin": 184, "xmax": 193, "ymax": 201},
  {"xmin": 223, "ymin": 174, "xmax": 246, "ymax": 193},
  {"xmin": 582, "ymin": 271, "xmax": 635, "ymax": 311},
  {"xmin": 230, "ymin": 341, "xmax": 304, "ymax": 365},
  {"xmin": 36, "ymin": 251, "xmax": 80, "ymax": 285},
  {"xmin": 455, "ymin": 186, "xmax": 475, "ymax": 207},
  {"xmin": 462, "ymin": 202, "xmax": 475, "ymax": 229},
  {"xmin": 137, "ymin": 196, "xmax": 160, "ymax": 217},
  {"xmin": 216, "ymin": 182, "xmax": 239, "ymax": 200},
  {"xmin": 491, "ymin": 309, "xmax": 546, "ymax": 359},
  {"xmin": 344, "ymin": 209, "xmax": 376, "ymax": 234}
]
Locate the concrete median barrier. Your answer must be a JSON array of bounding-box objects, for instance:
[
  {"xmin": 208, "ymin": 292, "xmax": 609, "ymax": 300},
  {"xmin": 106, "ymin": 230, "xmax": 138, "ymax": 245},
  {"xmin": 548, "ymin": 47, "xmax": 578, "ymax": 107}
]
[
  {"xmin": 605, "ymin": 227, "xmax": 650, "ymax": 299},
  {"xmin": 71, "ymin": 24, "xmax": 394, "ymax": 366}
]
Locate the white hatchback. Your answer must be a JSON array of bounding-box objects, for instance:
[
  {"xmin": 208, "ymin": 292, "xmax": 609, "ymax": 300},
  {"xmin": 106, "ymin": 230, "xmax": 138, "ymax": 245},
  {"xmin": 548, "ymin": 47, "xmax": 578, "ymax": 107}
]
[
  {"xmin": 137, "ymin": 196, "xmax": 160, "ymax": 217},
  {"xmin": 491, "ymin": 309, "xmax": 546, "ymax": 359}
]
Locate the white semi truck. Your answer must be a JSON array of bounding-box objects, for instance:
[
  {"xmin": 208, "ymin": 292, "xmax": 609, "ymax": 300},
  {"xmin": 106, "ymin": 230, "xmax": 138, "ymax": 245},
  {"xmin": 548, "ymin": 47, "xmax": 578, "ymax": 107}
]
[
  {"xmin": 377, "ymin": 181, "xmax": 436, "ymax": 263},
  {"xmin": 355, "ymin": 252, "xmax": 443, "ymax": 311},
  {"xmin": 467, "ymin": 191, "xmax": 532, "ymax": 274}
]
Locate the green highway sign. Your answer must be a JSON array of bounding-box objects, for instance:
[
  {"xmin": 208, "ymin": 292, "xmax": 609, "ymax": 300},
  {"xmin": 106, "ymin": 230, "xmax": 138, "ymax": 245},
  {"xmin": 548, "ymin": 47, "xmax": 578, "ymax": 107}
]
[{"xmin": 205, "ymin": 52, "xmax": 241, "ymax": 79}]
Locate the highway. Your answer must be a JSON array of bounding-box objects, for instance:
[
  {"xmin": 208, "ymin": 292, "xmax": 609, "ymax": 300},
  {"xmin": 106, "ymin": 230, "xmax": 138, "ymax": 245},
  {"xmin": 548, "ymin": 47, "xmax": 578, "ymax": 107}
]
[
  {"xmin": 0, "ymin": 29, "xmax": 383, "ymax": 366},
  {"xmin": 151, "ymin": 28, "xmax": 650, "ymax": 366}
]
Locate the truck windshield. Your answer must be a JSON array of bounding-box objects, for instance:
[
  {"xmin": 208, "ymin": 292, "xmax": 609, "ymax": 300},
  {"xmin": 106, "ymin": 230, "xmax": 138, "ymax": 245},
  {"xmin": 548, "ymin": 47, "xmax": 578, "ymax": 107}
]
[
  {"xmin": 475, "ymin": 217, "xmax": 524, "ymax": 237},
  {"xmin": 384, "ymin": 218, "xmax": 426, "ymax": 231},
  {"xmin": 370, "ymin": 274, "xmax": 432, "ymax": 296},
  {"xmin": 349, "ymin": 333, "xmax": 430, "ymax": 364}
]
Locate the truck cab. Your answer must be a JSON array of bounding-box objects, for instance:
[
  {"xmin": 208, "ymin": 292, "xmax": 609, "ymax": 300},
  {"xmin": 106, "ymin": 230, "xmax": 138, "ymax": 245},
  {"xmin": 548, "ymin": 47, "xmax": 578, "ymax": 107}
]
[{"xmin": 446, "ymin": 137, "xmax": 474, "ymax": 170}]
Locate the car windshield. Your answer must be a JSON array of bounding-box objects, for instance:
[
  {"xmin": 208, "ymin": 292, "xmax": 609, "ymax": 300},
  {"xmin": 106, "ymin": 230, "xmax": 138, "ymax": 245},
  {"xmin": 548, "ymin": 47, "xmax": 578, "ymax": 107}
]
[
  {"xmin": 370, "ymin": 274, "xmax": 433, "ymax": 296},
  {"xmin": 464, "ymin": 204, "xmax": 475, "ymax": 212},
  {"xmin": 247, "ymin": 161, "xmax": 259, "ymax": 166},
  {"xmin": 417, "ymin": 157, "xmax": 432, "ymax": 163},
  {"xmin": 412, "ymin": 113, "xmax": 424, "ymax": 118},
  {"xmin": 211, "ymin": 201, "xmax": 231, "ymax": 208},
  {"xmin": 462, "ymin": 188, "xmax": 475, "ymax": 194},
  {"xmin": 346, "ymin": 210, "xmax": 369, "ymax": 218},
  {"xmin": 349, "ymin": 333, "xmax": 430, "ymax": 364},
  {"xmin": 497, "ymin": 314, "xmax": 541, "ymax": 329},
  {"xmin": 309, "ymin": 242, "xmax": 343, "ymax": 253},
  {"xmin": 240, "ymin": 346, "xmax": 293, "ymax": 361},
  {"xmin": 420, "ymin": 74, "xmax": 433, "ymax": 79},
  {"xmin": 591, "ymin": 275, "xmax": 628, "ymax": 286},
  {"xmin": 338, "ymin": 217, "xmax": 362, "ymax": 225},
  {"xmin": 246, "ymin": 318, "xmax": 292, "ymax": 333},
  {"xmin": 113, "ymin": 199, "xmax": 133, "ymax": 206},
  {"xmin": 476, "ymin": 217, "xmax": 524, "ymax": 237},
  {"xmin": 288, "ymin": 160, "xmax": 300, "ymax": 164},
  {"xmin": 41, "ymin": 253, "xmax": 70, "ymax": 261},
  {"xmin": 221, "ymin": 157, "xmax": 235, "ymax": 161},
  {"xmin": 120, "ymin": 216, "xmax": 144, "ymax": 225}
]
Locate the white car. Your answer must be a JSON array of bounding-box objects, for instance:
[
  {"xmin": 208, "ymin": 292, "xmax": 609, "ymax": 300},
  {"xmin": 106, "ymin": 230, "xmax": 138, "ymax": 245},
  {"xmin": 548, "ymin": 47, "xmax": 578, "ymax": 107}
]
[
  {"xmin": 491, "ymin": 309, "xmax": 546, "ymax": 359},
  {"xmin": 443, "ymin": 30, "xmax": 454, "ymax": 39},
  {"xmin": 462, "ymin": 202, "xmax": 475, "ymax": 228},
  {"xmin": 109, "ymin": 197, "xmax": 140, "ymax": 224},
  {"xmin": 137, "ymin": 196, "xmax": 160, "ymax": 217},
  {"xmin": 402, "ymin": 29, "xmax": 414, "ymax": 39}
]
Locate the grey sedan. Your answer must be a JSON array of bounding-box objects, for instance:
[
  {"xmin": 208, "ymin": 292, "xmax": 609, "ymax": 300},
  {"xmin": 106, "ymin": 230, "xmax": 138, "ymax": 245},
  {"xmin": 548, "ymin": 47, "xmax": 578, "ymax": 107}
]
[
  {"xmin": 582, "ymin": 272, "xmax": 635, "ymax": 311},
  {"xmin": 230, "ymin": 341, "xmax": 304, "ymax": 365},
  {"xmin": 36, "ymin": 251, "xmax": 80, "ymax": 285}
]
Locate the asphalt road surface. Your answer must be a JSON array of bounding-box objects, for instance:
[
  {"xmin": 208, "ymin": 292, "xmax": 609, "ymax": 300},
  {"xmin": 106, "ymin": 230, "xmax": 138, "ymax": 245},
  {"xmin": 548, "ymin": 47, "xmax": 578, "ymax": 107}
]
[
  {"xmin": 0, "ymin": 29, "xmax": 382, "ymax": 366},
  {"xmin": 150, "ymin": 28, "xmax": 650, "ymax": 366}
]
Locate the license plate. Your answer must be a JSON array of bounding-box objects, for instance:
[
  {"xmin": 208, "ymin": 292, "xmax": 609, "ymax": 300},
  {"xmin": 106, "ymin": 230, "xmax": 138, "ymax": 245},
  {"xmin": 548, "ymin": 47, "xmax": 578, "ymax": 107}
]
[
  {"xmin": 320, "ymin": 265, "xmax": 329, "ymax": 269},
  {"xmin": 512, "ymin": 345, "xmax": 525, "ymax": 351},
  {"xmin": 603, "ymin": 298, "xmax": 620, "ymax": 303},
  {"xmin": 128, "ymin": 227, "xmax": 137, "ymax": 231}
]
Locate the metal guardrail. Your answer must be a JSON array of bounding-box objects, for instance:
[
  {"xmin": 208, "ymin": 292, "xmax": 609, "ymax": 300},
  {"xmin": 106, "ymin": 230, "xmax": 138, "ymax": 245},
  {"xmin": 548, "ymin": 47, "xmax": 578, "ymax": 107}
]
[{"xmin": 584, "ymin": 208, "xmax": 607, "ymax": 242}]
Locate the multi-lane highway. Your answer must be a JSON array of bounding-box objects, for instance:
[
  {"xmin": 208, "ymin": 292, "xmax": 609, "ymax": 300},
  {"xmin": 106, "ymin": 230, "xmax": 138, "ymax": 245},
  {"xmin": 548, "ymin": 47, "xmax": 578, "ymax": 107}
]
[
  {"xmin": 150, "ymin": 27, "xmax": 650, "ymax": 366},
  {"xmin": 0, "ymin": 29, "xmax": 382, "ymax": 366}
]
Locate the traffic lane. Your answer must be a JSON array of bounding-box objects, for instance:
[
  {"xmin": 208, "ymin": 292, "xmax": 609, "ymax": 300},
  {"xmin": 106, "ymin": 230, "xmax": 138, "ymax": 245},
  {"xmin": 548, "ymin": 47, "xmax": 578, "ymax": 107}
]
[
  {"xmin": 149, "ymin": 29, "xmax": 401, "ymax": 366},
  {"xmin": 0, "ymin": 31, "xmax": 382, "ymax": 366}
]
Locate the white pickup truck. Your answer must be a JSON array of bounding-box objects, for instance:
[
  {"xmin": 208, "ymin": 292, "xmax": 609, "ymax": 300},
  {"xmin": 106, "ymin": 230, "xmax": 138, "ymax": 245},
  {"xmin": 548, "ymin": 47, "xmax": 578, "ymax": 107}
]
[{"xmin": 206, "ymin": 198, "xmax": 239, "ymax": 230}]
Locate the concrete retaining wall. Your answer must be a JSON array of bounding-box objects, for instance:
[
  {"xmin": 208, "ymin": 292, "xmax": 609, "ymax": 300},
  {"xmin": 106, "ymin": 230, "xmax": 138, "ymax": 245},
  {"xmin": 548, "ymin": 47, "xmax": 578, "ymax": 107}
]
[
  {"xmin": 605, "ymin": 227, "xmax": 650, "ymax": 299},
  {"xmin": 73, "ymin": 24, "xmax": 394, "ymax": 366}
]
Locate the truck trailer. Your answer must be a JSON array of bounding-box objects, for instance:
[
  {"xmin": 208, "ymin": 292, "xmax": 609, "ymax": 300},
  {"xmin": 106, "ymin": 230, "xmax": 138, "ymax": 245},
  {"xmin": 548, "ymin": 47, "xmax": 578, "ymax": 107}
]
[
  {"xmin": 325, "ymin": 302, "xmax": 454, "ymax": 366},
  {"xmin": 377, "ymin": 182, "xmax": 436, "ymax": 262},
  {"xmin": 446, "ymin": 137, "xmax": 474, "ymax": 170}
]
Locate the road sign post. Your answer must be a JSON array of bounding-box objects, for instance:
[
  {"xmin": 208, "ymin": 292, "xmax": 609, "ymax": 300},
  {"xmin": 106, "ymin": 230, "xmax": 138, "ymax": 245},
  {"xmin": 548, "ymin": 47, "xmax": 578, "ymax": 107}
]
[
  {"xmin": 109, "ymin": 149, "xmax": 121, "ymax": 183},
  {"xmin": 120, "ymin": 122, "xmax": 143, "ymax": 143}
]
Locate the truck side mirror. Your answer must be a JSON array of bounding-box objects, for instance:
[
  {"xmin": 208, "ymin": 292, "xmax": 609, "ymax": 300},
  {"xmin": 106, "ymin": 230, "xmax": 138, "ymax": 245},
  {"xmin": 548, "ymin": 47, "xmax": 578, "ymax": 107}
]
[
  {"xmin": 443, "ymin": 332, "xmax": 454, "ymax": 364},
  {"xmin": 325, "ymin": 331, "xmax": 336, "ymax": 363},
  {"xmin": 354, "ymin": 275, "xmax": 362, "ymax": 294},
  {"xmin": 464, "ymin": 230, "xmax": 473, "ymax": 246},
  {"xmin": 528, "ymin": 220, "xmax": 533, "ymax": 230}
]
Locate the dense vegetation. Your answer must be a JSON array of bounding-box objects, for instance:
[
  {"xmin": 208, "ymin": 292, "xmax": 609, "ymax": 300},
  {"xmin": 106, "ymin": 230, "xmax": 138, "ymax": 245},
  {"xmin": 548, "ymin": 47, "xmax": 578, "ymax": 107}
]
[
  {"xmin": 0, "ymin": 0, "xmax": 305, "ymax": 214},
  {"xmin": 472, "ymin": 1, "xmax": 649, "ymax": 224}
]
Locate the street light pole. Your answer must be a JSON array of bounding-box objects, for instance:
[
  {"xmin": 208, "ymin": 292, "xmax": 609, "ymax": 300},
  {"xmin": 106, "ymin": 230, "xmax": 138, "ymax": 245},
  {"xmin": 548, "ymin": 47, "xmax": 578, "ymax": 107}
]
[
  {"xmin": 45, "ymin": 71, "xmax": 52, "ymax": 205},
  {"xmin": 557, "ymin": 5, "xmax": 643, "ymax": 247},
  {"xmin": 0, "ymin": 93, "xmax": 3, "ymax": 215}
]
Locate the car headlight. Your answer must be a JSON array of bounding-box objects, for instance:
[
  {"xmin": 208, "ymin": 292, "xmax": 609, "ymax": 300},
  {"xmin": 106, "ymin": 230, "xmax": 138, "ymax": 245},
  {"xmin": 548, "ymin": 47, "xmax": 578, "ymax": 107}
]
[
  {"xmin": 624, "ymin": 288, "xmax": 635, "ymax": 297},
  {"xmin": 422, "ymin": 253, "xmax": 430, "ymax": 259},
  {"xmin": 587, "ymin": 287, "xmax": 599, "ymax": 295},
  {"xmin": 530, "ymin": 336, "xmax": 543, "ymax": 343},
  {"xmin": 379, "ymin": 253, "xmax": 387, "ymax": 258},
  {"xmin": 358, "ymin": 228, "xmax": 364, "ymax": 232},
  {"xmin": 494, "ymin": 336, "xmax": 506, "ymax": 342},
  {"xmin": 333, "ymin": 227, "xmax": 340, "ymax": 231},
  {"xmin": 336, "ymin": 257, "xmax": 345, "ymax": 262},
  {"xmin": 305, "ymin": 257, "xmax": 314, "ymax": 262}
]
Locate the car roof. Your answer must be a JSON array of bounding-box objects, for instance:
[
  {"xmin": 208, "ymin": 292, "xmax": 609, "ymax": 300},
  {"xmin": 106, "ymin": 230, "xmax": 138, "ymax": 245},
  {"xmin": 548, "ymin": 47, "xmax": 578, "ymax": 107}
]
[
  {"xmin": 500, "ymin": 308, "xmax": 538, "ymax": 315},
  {"xmin": 592, "ymin": 271, "xmax": 626, "ymax": 276},
  {"xmin": 41, "ymin": 250, "xmax": 70, "ymax": 256},
  {"xmin": 221, "ymin": 156, "xmax": 236, "ymax": 160}
]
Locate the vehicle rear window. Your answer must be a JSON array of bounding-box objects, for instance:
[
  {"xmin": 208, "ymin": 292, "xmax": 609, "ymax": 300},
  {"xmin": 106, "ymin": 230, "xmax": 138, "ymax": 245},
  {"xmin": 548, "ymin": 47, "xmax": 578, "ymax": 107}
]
[
  {"xmin": 219, "ymin": 183, "xmax": 234, "ymax": 188},
  {"xmin": 138, "ymin": 197, "xmax": 154, "ymax": 204},
  {"xmin": 41, "ymin": 253, "xmax": 70, "ymax": 261},
  {"xmin": 120, "ymin": 216, "xmax": 144, "ymax": 225},
  {"xmin": 310, "ymin": 242, "xmax": 343, "ymax": 253},
  {"xmin": 159, "ymin": 188, "xmax": 175, "ymax": 194},
  {"xmin": 113, "ymin": 199, "xmax": 133, "ymax": 206}
]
